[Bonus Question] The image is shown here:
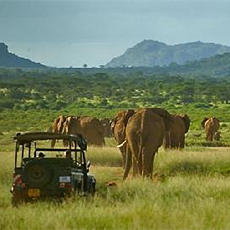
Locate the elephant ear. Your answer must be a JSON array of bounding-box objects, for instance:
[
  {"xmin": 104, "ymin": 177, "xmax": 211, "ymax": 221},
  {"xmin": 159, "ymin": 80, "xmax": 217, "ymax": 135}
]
[
  {"xmin": 181, "ymin": 114, "xmax": 190, "ymax": 133},
  {"xmin": 110, "ymin": 117, "xmax": 118, "ymax": 136},
  {"xmin": 113, "ymin": 110, "xmax": 127, "ymax": 124},
  {"xmin": 148, "ymin": 108, "xmax": 172, "ymax": 132},
  {"xmin": 62, "ymin": 116, "xmax": 71, "ymax": 134},
  {"xmin": 52, "ymin": 115, "xmax": 62, "ymax": 133},
  {"xmin": 201, "ymin": 117, "xmax": 208, "ymax": 128},
  {"xmin": 112, "ymin": 109, "xmax": 135, "ymax": 133},
  {"xmin": 122, "ymin": 109, "xmax": 135, "ymax": 127},
  {"xmin": 57, "ymin": 115, "xmax": 67, "ymax": 133}
]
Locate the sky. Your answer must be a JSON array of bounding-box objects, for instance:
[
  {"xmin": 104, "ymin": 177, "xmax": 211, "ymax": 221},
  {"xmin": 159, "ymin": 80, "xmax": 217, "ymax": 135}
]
[{"xmin": 0, "ymin": 0, "xmax": 230, "ymax": 67}]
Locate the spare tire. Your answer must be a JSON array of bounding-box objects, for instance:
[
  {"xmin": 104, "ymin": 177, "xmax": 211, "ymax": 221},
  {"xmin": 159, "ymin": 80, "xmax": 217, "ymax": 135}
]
[{"xmin": 23, "ymin": 161, "xmax": 52, "ymax": 188}]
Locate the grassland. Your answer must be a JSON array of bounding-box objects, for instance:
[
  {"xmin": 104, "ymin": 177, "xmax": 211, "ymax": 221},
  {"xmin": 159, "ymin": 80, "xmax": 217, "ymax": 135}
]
[
  {"xmin": 1, "ymin": 132, "xmax": 230, "ymax": 230},
  {"xmin": 2, "ymin": 63, "xmax": 230, "ymax": 229}
]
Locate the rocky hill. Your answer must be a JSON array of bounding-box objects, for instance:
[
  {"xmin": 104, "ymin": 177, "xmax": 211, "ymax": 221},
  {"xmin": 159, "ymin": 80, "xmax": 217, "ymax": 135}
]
[
  {"xmin": 0, "ymin": 42, "xmax": 46, "ymax": 68},
  {"xmin": 106, "ymin": 40, "xmax": 230, "ymax": 67}
]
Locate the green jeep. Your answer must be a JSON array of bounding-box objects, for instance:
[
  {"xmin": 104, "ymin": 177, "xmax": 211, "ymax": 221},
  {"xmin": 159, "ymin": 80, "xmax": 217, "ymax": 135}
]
[{"xmin": 11, "ymin": 132, "xmax": 96, "ymax": 205}]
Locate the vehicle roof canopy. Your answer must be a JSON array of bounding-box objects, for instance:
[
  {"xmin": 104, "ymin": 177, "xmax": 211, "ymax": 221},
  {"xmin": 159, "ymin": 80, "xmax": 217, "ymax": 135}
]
[{"xmin": 14, "ymin": 132, "xmax": 85, "ymax": 145}]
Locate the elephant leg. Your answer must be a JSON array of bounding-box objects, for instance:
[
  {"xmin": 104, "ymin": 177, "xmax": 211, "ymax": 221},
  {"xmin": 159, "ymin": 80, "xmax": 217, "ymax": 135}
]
[
  {"xmin": 210, "ymin": 132, "xmax": 214, "ymax": 141},
  {"xmin": 164, "ymin": 132, "xmax": 170, "ymax": 149},
  {"xmin": 102, "ymin": 137, "xmax": 105, "ymax": 146},
  {"xmin": 206, "ymin": 135, "xmax": 209, "ymax": 141},
  {"xmin": 132, "ymin": 155, "xmax": 139, "ymax": 177},
  {"xmin": 142, "ymin": 147, "xmax": 154, "ymax": 178},
  {"xmin": 180, "ymin": 135, "xmax": 185, "ymax": 148},
  {"xmin": 175, "ymin": 139, "xmax": 180, "ymax": 148},
  {"xmin": 126, "ymin": 135, "xmax": 140, "ymax": 177},
  {"xmin": 171, "ymin": 140, "xmax": 175, "ymax": 148},
  {"xmin": 123, "ymin": 146, "xmax": 132, "ymax": 180},
  {"xmin": 206, "ymin": 131, "xmax": 211, "ymax": 141},
  {"xmin": 119, "ymin": 146, "xmax": 126, "ymax": 169},
  {"xmin": 138, "ymin": 150, "xmax": 142, "ymax": 176},
  {"xmin": 51, "ymin": 139, "xmax": 56, "ymax": 148},
  {"xmin": 148, "ymin": 152, "xmax": 156, "ymax": 179},
  {"xmin": 142, "ymin": 134, "xmax": 159, "ymax": 179},
  {"xmin": 62, "ymin": 139, "xmax": 68, "ymax": 147}
]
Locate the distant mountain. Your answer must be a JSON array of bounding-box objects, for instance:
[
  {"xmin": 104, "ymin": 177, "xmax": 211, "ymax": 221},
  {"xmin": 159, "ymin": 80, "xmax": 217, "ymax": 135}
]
[
  {"xmin": 0, "ymin": 42, "xmax": 46, "ymax": 68},
  {"xmin": 106, "ymin": 40, "xmax": 230, "ymax": 67}
]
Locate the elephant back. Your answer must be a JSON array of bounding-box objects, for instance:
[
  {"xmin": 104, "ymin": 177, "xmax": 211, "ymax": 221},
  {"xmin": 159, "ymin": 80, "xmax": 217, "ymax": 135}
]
[
  {"xmin": 123, "ymin": 109, "xmax": 135, "ymax": 127},
  {"xmin": 146, "ymin": 107, "xmax": 172, "ymax": 132},
  {"xmin": 79, "ymin": 116, "xmax": 105, "ymax": 146},
  {"xmin": 212, "ymin": 117, "xmax": 220, "ymax": 130},
  {"xmin": 80, "ymin": 116, "xmax": 102, "ymax": 129},
  {"xmin": 63, "ymin": 116, "xmax": 81, "ymax": 134}
]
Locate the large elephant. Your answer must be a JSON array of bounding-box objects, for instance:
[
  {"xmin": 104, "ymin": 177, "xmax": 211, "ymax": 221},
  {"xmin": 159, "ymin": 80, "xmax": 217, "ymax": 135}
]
[
  {"xmin": 164, "ymin": 114, "xmax": 190, "ymax": 149},
  {"xmin": 111, "ymin": 109, "xmax": 135, "ymax": 167},
  {"xmin": 201, "ymin": 117, "xmax": 220, "ymax": 141},
  {"xmin": 63, "ymin": 116, "xmax": 105, "ymax": 146},
  {"xmin": 51, "ymin": 115, "xmax": 67, "ymax": 147},
  {"xmin": 123, "ymin": 108, "xmax": 171, "ymax": 180}
]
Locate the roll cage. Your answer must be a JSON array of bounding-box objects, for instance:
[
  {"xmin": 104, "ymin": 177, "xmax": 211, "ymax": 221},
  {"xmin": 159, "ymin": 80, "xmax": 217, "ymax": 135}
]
[{"xmin": 14, "ymin": 132, "xmax": 88, "ymax": 169}]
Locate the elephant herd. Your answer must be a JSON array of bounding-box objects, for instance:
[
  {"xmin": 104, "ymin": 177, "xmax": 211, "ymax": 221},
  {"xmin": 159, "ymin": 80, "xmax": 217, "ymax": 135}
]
[
  {"xmin": 111, "ymin": 108, "xmax": 220, "ymax": 180},
  {"xmin": 111, "ymin": 108, "xmax": 189, "ymax": 180},
  {"xmin": 50, "ymin": 109, "xmax": 220, "ymax": 180},
  {"xmin": 50, "ymin": 115, "xmax": 112, "ymax": 147}
]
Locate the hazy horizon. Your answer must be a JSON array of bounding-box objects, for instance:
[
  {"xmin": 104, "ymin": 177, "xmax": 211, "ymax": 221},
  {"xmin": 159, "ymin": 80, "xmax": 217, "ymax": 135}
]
[{"xmin": 1, "ymin": 0, "xmax": 230, "ymax": 67}]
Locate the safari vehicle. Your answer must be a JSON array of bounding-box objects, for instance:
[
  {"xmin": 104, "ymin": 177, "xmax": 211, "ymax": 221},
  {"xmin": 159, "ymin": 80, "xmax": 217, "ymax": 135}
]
[{"xmin": 11, "ymin": 132, "xmax": 96, "ymax": 205}]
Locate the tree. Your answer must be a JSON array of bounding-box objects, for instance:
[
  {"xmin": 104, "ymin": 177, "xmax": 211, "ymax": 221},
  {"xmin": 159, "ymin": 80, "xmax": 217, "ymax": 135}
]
[{"xmin": 83, "ymin": 63, "xmax": 88, "ymax": 68}]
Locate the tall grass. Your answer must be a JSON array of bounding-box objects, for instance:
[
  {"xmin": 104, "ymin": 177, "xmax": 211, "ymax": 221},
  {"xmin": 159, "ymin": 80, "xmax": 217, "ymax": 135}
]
[{"xmin": 1, "ymin": 141, "xmax": 230, "ymax": 229}]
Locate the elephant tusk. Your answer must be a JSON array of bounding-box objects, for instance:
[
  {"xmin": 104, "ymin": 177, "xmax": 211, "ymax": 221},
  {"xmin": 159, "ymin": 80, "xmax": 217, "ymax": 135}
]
[{"xmin": 117, "ymin": 140, "xmax": 127, "ymax": 148}]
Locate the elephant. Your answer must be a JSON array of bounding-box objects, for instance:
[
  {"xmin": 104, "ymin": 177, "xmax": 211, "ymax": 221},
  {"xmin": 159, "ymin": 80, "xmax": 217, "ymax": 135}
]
[
  {"xmin": 111, "ymin": 109, "xmax": 135, "ymax": 167},
  {"xmin": 80, "ymin": 116, "xmax": 105, "ymax": 146},
  {"xmin": 62, "ymin": 116, "xmax": 81, "ymax": 146},
  {"xmin": 164, "ymin": 114, "xmax": 190, "ymax": 149},
  {"xmin": 100, "ymin": 118, "xmax": 113, "ymax": 137},
  {"xmin": 123, "ymin": 108, "xmax": 171, "ymax": 180},
  {"xmin": 63, "ymin": 116, "xmax": 105, "ymax": 146},
  {"xmin": 201, "ymin": 117, "xmax": 220, "ymax": 141},
  {"xmin": 51, "ymin": 115, "xmax": 67, "ymax": 147}
]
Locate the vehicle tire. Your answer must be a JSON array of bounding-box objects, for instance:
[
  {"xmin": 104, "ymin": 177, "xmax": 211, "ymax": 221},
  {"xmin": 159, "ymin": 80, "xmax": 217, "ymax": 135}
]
[
  {"xmin": 88, "ymin": 179, "xmax": 96, "ymax": 195},
  {"xmin": 23, "ymin": 161, "xmax": 52, "ymax": 188},
  {"xmin": 91, "ymin": 183, "xmax": 96, "ymax": 195}
]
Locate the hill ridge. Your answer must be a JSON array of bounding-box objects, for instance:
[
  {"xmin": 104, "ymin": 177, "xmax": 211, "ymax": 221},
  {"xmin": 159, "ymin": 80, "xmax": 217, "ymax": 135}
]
[
  {"xmin": 0, "ymin": 42, "xmax": 46, "ymax": 68},
  {"xmin": 106, "ymin": 40, "xmax": 230, "ymax": 67}
]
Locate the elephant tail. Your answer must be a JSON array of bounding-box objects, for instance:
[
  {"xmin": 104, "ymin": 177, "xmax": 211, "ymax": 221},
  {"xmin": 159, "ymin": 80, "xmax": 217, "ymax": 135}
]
[{"xmin": 137, "ymin": 112, "xmax": 146, "ymax": 175}]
